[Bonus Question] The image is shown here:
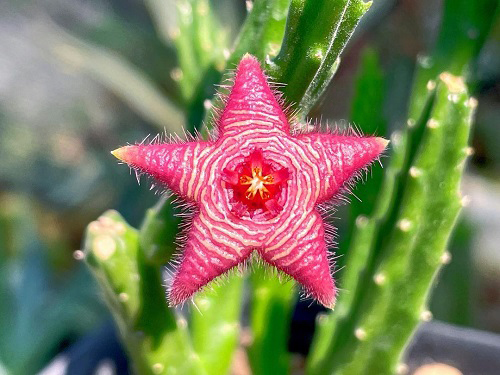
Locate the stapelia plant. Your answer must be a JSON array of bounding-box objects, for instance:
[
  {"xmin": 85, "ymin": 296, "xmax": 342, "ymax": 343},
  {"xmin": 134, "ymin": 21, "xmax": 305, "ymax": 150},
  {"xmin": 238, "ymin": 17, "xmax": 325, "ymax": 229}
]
[
  {"xmin": 112, "ymin": 55, "xmax": 388, "ymax": 308},
  {"xmin": 75, "ymin": 0, "xmax": 493, "ymax": 373}
]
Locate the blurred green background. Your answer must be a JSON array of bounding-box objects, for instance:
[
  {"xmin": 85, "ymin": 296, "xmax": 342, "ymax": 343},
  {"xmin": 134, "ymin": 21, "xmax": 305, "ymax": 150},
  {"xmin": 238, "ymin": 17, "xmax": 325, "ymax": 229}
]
[{"xmin": 0, "ymin": 0, "xmax": 499, "ymax": 373}]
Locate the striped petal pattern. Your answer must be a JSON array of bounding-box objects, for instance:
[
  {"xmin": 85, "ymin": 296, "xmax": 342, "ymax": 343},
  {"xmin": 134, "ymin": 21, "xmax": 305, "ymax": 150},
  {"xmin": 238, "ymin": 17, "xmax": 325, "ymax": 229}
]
[{"xmin": 112, "ymin": 54, "xmax": 388, "ymax": 308}]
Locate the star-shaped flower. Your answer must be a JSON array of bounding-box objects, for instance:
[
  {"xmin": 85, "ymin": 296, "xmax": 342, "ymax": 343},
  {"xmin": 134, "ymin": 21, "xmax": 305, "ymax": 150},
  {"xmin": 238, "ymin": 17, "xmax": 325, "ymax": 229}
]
[{"xmin": 112, "ymin": 54, "xmax": 388, "ymax": 308}]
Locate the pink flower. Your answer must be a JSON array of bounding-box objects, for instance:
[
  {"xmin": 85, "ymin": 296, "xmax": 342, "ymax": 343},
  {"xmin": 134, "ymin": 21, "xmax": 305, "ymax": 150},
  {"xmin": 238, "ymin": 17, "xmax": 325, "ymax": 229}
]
[{"xmin": 112, "ymin": 54, "xmax": 388, "ymax": 308}]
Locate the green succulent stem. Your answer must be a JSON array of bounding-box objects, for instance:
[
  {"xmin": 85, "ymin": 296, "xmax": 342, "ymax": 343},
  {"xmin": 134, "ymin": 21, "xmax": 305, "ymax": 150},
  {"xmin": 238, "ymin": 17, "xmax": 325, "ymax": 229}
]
[
  {"xmin": 307, "ymin": 1, "xmax": 496, "ymax": 372},
  {"xmin": 83, "ymin": 210, "xmax": 206, "ymax": 375},
  {"xmin": 190, "ymin": 273, "xmax": 244, "ymax": 375},
  {"xmin": 307, "ymin": 73, "xmax": 474, "ymax": 375},
  {"xmin": 248, "ymin": 265, "xmax": 296, "ymax": 375},
  {"xmin": 337, "ymin": 73, "xmax": 473, "ymax": 375},
  {"xmin": 307, "ymin": 49, "xmax": 386, "ymax": 369},
  {"xmin": 231, "ymin": 0, "xmax": 291, "ymax": 63},
  {"xmin": 79, "ymin": 0, "xmax": 498, "ymax": 374},
  {"xmin": 270, "ymin": 0, "xmax": 371, "ymax": 118}
]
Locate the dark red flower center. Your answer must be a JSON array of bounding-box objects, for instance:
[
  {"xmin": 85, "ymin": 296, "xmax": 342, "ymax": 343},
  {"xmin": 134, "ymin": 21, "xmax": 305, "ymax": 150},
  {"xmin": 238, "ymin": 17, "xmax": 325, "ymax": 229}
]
[{"xmin": 222, "ymin": 149, "xmax": 289, "ymax": 218}]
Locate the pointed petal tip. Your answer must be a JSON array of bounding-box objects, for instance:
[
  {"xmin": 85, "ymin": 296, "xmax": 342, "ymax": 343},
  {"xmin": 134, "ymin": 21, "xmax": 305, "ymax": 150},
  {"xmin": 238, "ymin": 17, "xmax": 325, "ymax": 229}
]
[
  {"xmin": 376, "ymin": 137, "xmax": 390, "ymax": 150},
  {"xmin": 323, "ymin": 301, "xmax": 336, "ymax": 310},
  {"xmin": 238, "ymin": 53, "xmax": 261, "ymax": 70},
  {"xmin": 168, "ymin": 281, "xmax": 191, "ymax": 307},
  {"xmin": 241, "ymin": 52, "xmax": 257, "ymax": 62},
  {"xmin": 317, "ymin": 290, "xmax": 337, "ymax": 310},
  {"xmin": 111, "ymin": 145, "xmax": 133, "ymax": 162}
]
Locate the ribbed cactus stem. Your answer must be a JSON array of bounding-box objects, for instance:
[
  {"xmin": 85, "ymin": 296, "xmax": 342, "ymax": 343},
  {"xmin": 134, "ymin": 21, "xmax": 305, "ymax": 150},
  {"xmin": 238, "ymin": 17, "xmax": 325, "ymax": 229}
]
[
  {"xmin": 332, "ymin": 73, "xmax": 473, "ymax": 375},
  {"xmin": 307, "ymin": 49, "xmax": 386, "ymax": 373},
  {"xmin": 231, "ymin": 0, "xmax": 291, "ymax": 62},
  {"xmin": 271, "ymin": 0, "xmax": 371, "ymax": 116},
  {"xmin": 248, "ymin": 265, "xmax": 296, "ymax": 375},
  {"xmin": 190, "ymin": 273, "xmax": 244, "ymax": 375},
  {"xmin": 366, "ymin": 73, "xmax": 474, "ymax": 371},
  {"xmin": 307, "ymin": 216, "xmax": 376, "ymax": 369},
  {"xmin": 83, "ymin": 210, "xmax": 206, "ymax": 375},
  {"xmin": 307, "ymin": 69, "xmax": 474, "ymax": 374}
]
